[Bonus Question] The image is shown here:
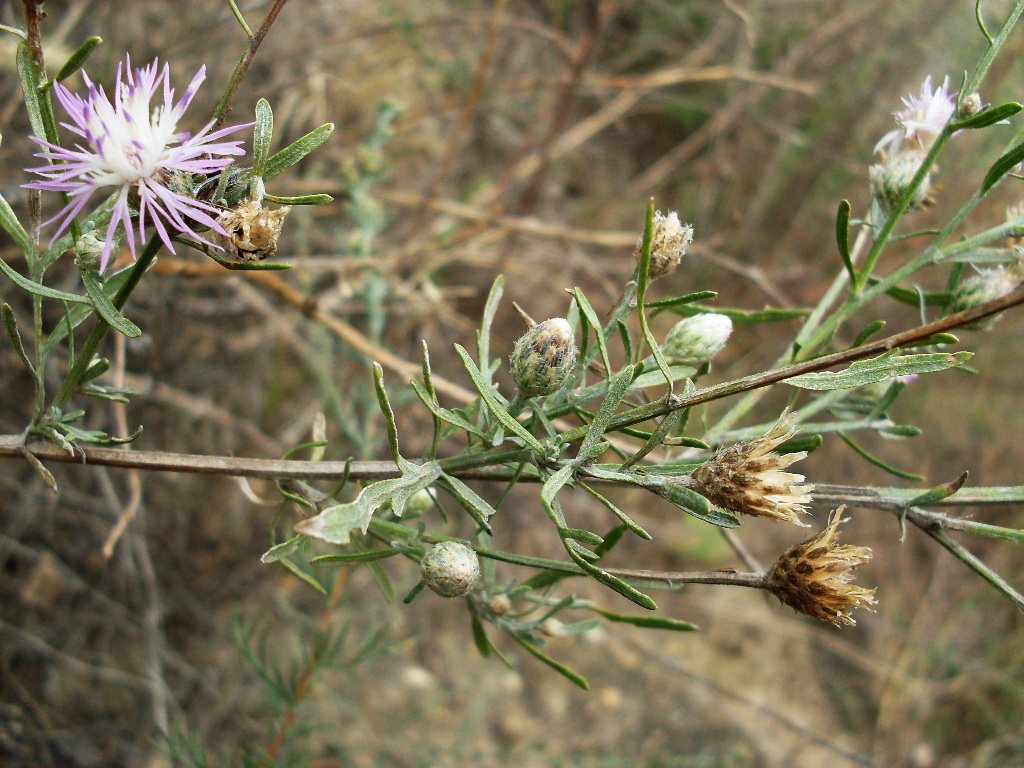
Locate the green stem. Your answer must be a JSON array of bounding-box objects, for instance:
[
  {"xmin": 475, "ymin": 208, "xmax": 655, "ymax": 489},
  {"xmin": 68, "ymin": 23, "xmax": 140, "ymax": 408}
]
[
  {"xmin": 963, "ymin": 0, "xmax": 1024, "ymax": 100},
  {"xmin": 926, "ymin": 528, "xmax": 1024, "ymax": 614},
  {"xmin": 51, "ymin": 235, "xmax": 163, "ymax": 411}
]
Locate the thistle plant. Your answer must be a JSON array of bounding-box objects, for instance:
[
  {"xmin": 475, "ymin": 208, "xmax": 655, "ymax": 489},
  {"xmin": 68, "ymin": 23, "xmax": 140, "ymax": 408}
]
[{"xmin": 4, "ymin": 0, "xmax": 1024, "ymax": 707}]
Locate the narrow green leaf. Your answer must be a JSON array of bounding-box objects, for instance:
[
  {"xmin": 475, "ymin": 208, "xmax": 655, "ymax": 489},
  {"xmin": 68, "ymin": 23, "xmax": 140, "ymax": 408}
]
[
  {"xmin": 277, "ymin": 557, "xmax": 328, "ymax": 595},
  {"xmin": 982, "ymin": 140, "xmax": 1024, "ymax": 195},
  {"xmin": 17, "ymin": 42, "xmax": 49, "ymax": 143},
  {"xmin": 541, "ymin": 464, "xmax": 576, "ymax": 507},
  {"xmin": 567, "ymin": 546, "xmax": 657, "ymax": 610},
  {"xmin": 621, "ymin": 409, "xmax": 680, "ymax": 470},
  {"xmin": 657, "ymin": 482, "xmax": 740, "ymax": 528},
  {"xmin": 629, "ymin": 363, "xmax": 697, "ymax": 390},
  {"xmin": 366, "ymin": 558, "xmax": 396, "ymax": 604},
  {"xmin": 310, "ymin": 548, "xmax": 400, "ymax": 565},
  {"xmin": 263, "ymin": 123, "xmax": 335, "ymax": 180},
  {"xmin": 578, "ymin": 365, "xmax": 634, "ymax": 459},
  {"xmin": 470, "ymin": 611, "xmax": 492, "ymax": 658},
  {"xmin": 55, "ymin": 36, "xmax": 102, "ymax": 83},
  {"xmin": 775, "ymin": 434, "xmax": 823, "ymax": 454},
  {"xmin": 263, "ymin": 192, "xmax": 333, "ymax": 206},
  {"xmin": 439, "ymin": 474, "xmax": 495, "ymax": 534},
  {"xmin": 454, "ymin": 344, "xmax": 544, "ymax": 453},
  {"xmin": 410, "ymin": 379, "xmax": 488, "ymax": 439},
  {"xmin": 588, "ymin": 607, "xmax": 698, "ymax": 631},
  {"xmin": 2, "ymin": 303, "xmax": 34, "ymax": 374},
  {"xmin": 477, "ymin": 274, "xmax": 504, "ymax": 375},
  {"xmin": 573, "ymin": 288, "xmax": 612, "ymax": 377},
  {"xmin": 786, "ymin": 352, "xmax": 971, "ymax": 391},
  {"xmin": 372, "ymin": 363, "xmax": 401, "ymax": 464},
  {"xmin": 669, "ymin": 303, "xmax": 809, "ymax": 324},
  {"xmin": 252, "ymin": 98, "xmax": 273, "ymax": 176},
  {"xmin": 79, "ymin": 268, "xmax": 141, "ymax": 337},
  {"xmin": 949, "ymin": 101, "xmax": 1022, "ymax": 130},
  {"xmin": 402, "ymin": 580, "xmax": 427, "ymax": 604},
  {"xmin": 835, "ymin": 199, "xmax": 856, "ymax": 284},
  {"xmin": 558, "ymin": 527, "xmax": 604, "ymax": 546},
  {"xmin": 644, "ymin": 290, "xmax": 718, "ymax": 309},
  {"xmin": 522, "ymin": 569, "xmax": 571, "ymax": 590},
  {"xmin": 0, "ymin": 256, "xmax": 91, "ymax": 304},
  {"xmin": 905, "ymin": 471, "xmax": 968, "ymax": 508},
  {"xmin": 853, "ymin": 320, "xmax": 885, "ymax": 348},
  {"xmin": 838, "ymin": 432, "xmax": 925, "ymax": 481},
  {"xmin": 260, "ymin": 535, "xmax": 304, "ymax": 564},
  {"xmin": 0, "ymin": 191, "xmax": 33, "ymax": 257},
  {"xmin": 579, "ymin": 483, "xmax": 651, "ymax": 540},
  {"xmin": 509, "ymin": 634, "xmax": 590, "ymax": 690}
]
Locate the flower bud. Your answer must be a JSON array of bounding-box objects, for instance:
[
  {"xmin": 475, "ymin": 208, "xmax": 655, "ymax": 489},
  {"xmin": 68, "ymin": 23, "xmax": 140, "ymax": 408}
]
[
  {"xmin": 488, "ymin": 593, "xmax": 512, "ymax": 616},
  {"xmin": 1006, "ymin": 203, "xmax": 1024, "ymax": 246},
  {"xmin": 403, "ymin": 488, "xmax": 435, "ymax": 518},
  {"xmin": 510, "ymin": 318, "xmax": 577, "ymax": 397},
  {"xmin": 636, "ymin": 210, "xmax": 693, "ymax": 280},
  {"xmin": 74, "ymin": 231, "xmax": 105, "ymax": 272},
  {"xmin": 869, "ymin": 152, "xmax": 931, "ymax": 214},
  {"xmin": 767, "ymin": 508, "xmax": 876, "ymax": 626},
  {"xmin": 957, "ymin": 92, "xmax": 983, "ymax": 119},
  {"xmin": 420, "ymin": 541, "xmax": 480, "ymax": 598},
  {"xmin": 662, "ymin": 313, "xmax": 732, "ymax": 365},
  {"xmin": 950, "ymin": 265, "xmax": 1022, "ymax": 330},
  {"xmin": 216, "ymin": 199, "xmax": 291, "ymax": 262}
]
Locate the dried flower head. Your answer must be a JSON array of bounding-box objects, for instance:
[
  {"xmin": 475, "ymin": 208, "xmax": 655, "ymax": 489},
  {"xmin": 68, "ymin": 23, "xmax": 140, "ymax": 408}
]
[
  {"xmin": 510, "ymin": 317, "xmax": 577, "ymax": 398},
  {"xmin": 691, "ymin": 413, "xmax": 813, "ymax": 525},
  {"xmin": 874, "ymin": 75, "xmax": 955, "ymax": 158},
  {"xmin": 950, "ymin": 264, "xmax": 1023, "ymax": 330},
  {"xmin": 420, "ymin": 541, "xmax": 480, "ymax": 598},
  {"xmin": 663, "ymin": 313, "xmax": 732, "ymax": 365},
  {"xmin": 869, "ymin": 151, "xmax": 931, "ymax": 214},
  {"xmin": 25, "ymin": 57, "xmax": 250, "ymax": 271},
  {"xmin": 636, "ymin": 210, "xmax": 693, "ymax": 280},
  {"xmin": 767, "ymin": 508, "xmax": 876, "ymax": 626},
  {"xmin": 216, "ymin": 199, "xmax": 291, "ymax": 261}
]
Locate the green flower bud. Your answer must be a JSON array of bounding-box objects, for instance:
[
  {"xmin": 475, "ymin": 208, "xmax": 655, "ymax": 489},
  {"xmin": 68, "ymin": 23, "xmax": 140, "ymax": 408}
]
[
  {"xmin": 403, "ymin": 488, "xmax": 435, "ymax": 518},
  {"xmin": 74, "ymin": 231, "xmax": 105, "ymax": 272},
  {"xmin": 957, "ymin": 93, "xmax": 983, "ymax": 119},
  {"xmin": 869, "ymin": 152, "xmax": 931, "ymax": 214},
  {"xmin": 950, "ymin": 266, "xmax": 1022, "ymax": 330},
  {"xmin": 420, "ymin": 541, "xmax": 480, "ymax": 598},
  {"xmin": 662, "ymin": 313, "xmax": 732, "ymax": 365},
  {"xmin": 510, "ymin": 318, "xmax": 577, "ymax": 397}
]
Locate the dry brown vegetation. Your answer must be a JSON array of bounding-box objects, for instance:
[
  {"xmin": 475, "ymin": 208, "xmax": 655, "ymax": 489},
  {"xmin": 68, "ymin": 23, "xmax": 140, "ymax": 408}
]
[{"xmin": 1, "ymin": 1, "xmax": 1023, "ymax": 767}]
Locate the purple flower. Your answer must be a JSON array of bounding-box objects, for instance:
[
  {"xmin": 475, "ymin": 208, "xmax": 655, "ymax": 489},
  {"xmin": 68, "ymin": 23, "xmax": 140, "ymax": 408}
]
[
  {"xmin": 874, "ymin": 76, "xmax": 955, "ymax": 159},
  {"xmin": 25, "ymin": 57, "xmax": 251, "ymax": 271}
]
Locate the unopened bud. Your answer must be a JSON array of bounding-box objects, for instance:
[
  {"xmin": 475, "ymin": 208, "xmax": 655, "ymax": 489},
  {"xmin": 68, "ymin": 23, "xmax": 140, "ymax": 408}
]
[
  {"xmin": 950, "ymin": 265, "xmax": 1022, "ymax": 330},
  {"xmin": 869, "ymin": 152, "xmax": 931, "ymax": 214},
  {"xmin": 510, "ymin": 318, "xmax": 577, "ymax": 397},
  {"xmin": 489, "ymin": 593, "xmax": 512, "ymax": 616},
  {"xmin": 74, "ymin": 231, "xmax": 105, "ymax": 272},
  {"xmin": 662, "ymin": 313, "xmax": 732, "ymax": 365},
  {"xmin": 216, "ymin": 199, "xmax": 291, "ymax": 262},
  {"xmin": 1006, "ymin": 203, "xmax": 1024, "ymax": 245},
  {"xmin": 636, "ymin": 210, "xmax": 693, "ymax": 280},
  {"xmin": 957, "ymin": 93, "xmax": 983, "ymax": 119},
  {"xmin": 420, "ymin": 541, "xmax": 480, "ymax": 598},
  {"xmin": 403, "ymin": 488, "xmax": 435, "ymax": 518}
]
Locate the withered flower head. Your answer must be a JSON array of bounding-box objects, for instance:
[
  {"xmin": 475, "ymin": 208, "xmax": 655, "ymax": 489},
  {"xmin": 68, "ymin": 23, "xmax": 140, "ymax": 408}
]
[
  {"xmin": 216, "ymin": 199, "xmax": 291, "ymax": 262},
  {"xmin": 691, "ymin": 413, "xmax": 812, "ymax": 524},
  {"xmin": 636, "ymin": 210, "xmax": 693, "ymax": 280},
  {"xmin": 767, "ymin": 508, "xmax": 876, "ymax": 626}
]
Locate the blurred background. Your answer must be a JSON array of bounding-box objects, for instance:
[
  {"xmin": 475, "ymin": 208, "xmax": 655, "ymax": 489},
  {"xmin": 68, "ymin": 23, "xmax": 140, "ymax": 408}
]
[{"xmin": 1, "ymin": 1, "xmax": 1023, "ymax": 766}]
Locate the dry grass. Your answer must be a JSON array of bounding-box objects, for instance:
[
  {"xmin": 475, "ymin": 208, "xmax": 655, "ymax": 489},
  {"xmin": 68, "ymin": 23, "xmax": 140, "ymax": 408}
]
[{"xmin": 1, "ymin": 1, "xmax": 1023, "ymax": 767}]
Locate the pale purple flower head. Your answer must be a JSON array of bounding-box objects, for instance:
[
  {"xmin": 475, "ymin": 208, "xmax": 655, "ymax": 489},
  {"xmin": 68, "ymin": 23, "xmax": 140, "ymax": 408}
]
[
  {"xmin": 874, "ymin": 76, "xmax": 955, "ymax": 159},
  {"xmin": 25, "ymin": 56, "xmax": 251, "ymax": 271}
]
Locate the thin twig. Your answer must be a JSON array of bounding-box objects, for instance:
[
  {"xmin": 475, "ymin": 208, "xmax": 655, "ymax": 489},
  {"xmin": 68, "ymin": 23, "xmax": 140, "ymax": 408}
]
[{"xmin": 212, "ymin": 0, "xmax": 290, "ymax": 129}]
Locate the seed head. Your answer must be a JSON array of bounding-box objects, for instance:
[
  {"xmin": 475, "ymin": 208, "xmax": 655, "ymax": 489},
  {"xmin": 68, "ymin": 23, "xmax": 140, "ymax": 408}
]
[
  {"xmin": 869, "ymin": 152, "xmax": 931, "ymax": 215},
  {"xmin": 950, "ymin": 264, "xmax": 1023, "ymax": 330},
  {"xmin": 767, "ymin": 508, "xmax": 876, "ymax": 626},
  {"xmin": 691, "ymin": 413, "xmax": 812, "ymax": 525},
  {"xmin": 510, "ymin": 318, "xmax": 577, "ymax": 398},
  {"xmin": 636, "ymin": 210, "xmax": 693, "ymax": 280},
  {"xmin": 216, "ymin": 199, "xmax": 291, "ymax": 262},
  {"xmin": 662, "ymin": 313, "xmax": 732, "ymax": 365},
  {"xmin": 420, "ymin": 541, "xmax": 480, "ymax": 598}
]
